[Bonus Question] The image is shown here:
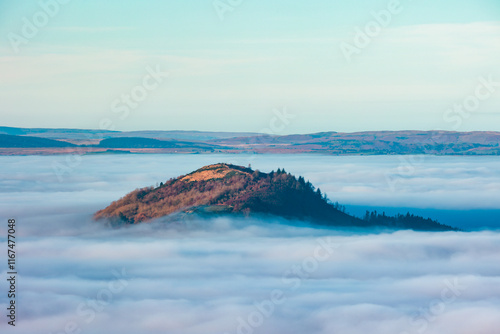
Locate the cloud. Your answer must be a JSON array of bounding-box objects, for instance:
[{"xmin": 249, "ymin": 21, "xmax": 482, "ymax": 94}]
[
  {"xmin": 1, "ymin": 155, "xmax": 500, "ymax": 334},
  {"xmin": 2, "ymin": 214, "xmax": 500, "ymax": 334}
]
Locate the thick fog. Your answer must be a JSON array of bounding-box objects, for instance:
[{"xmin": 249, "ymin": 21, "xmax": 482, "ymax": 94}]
[{"xmin": 1, "ymin": 154, "xmax": 499, "ymax": 334}]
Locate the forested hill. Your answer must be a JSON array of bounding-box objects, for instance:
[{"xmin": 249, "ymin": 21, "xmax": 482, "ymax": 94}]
[{"xmin": 94, "ymin": 163, "xmax": 458, "ymax": 231}]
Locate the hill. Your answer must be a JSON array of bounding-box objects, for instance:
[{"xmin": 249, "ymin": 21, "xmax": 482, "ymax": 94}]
[
  {"xmin": 212, "ymin": 130, "xmax": 500, "ymax": 155},
  {"xmin": 0, "ymin": 134, "xmax": 76, "ymax": 148},
  {"xmin": 0, "ymin": 126, "xmax": 259, "ymax": 141},
  {"xmin": 94, "ymin": 163, "xmax": 457, "ymax": 231},
  {"xmin": 97, "ymin": 137, "xmax": 220, "ymax": 150},
  {"xmin": 2, "ymin": 127, "xmax": 499, "ymax": 155}
]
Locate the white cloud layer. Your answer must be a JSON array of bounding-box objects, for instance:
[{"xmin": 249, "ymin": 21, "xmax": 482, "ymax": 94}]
[{"xmin": 0, "ymin": 154, "xmax": 499, "ymax": 334}]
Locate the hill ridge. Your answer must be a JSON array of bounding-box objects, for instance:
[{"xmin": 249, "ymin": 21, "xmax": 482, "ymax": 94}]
[{"xmin": 94, "ymin": 164, "xmax": 458, "ymax": 231}]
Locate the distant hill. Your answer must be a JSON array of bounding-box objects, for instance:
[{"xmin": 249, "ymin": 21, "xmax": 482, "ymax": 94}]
[
  {"xmin": 97, "ymin": 137, "xmax": 218, "ymax": 149},
  {"xmin": 0, "ymin": 126, "xmax": 118, "ymax": 139},
  {"xmin": 94, "ymin": 163, "xmax": 457, "ymax": 231},
  {"xmin": 212, "ymin": 130, "xmax": 500, "ymax": 155},
  {"xmin": 0, "ymin": 126, "xmax": 259, "ymax": 141},
  {"xmin": 2, "ymin": 127, "xmax": 499, "ymax": 155},
  {"xmin": 0, "ymin": 134, "xmax": 76, "ymax": 148},
  {"xmin": 111, "ymin": 130, "xmax": 261, "ymax": 141}
]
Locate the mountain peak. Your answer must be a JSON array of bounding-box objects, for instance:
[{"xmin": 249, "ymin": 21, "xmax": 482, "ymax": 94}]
[
  {"xmin": 94, "ymin": 163, "xmax": 457, "ymax": 231},
  {"xmin": 180, "ymin": 163, "xmax": 252, "ymax": 182}
]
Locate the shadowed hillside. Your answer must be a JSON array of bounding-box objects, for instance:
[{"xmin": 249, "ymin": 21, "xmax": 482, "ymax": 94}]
[
  {"xmin": 94, "ymin": 164, "xmax": 457, "ymax": 231},
  {"xmin": 0, "ymin": 134, "xmax": 76, "ymax": 147},
  {"xmin": 97, "ymin": 137, "xmax": 219, "ymax": 150}
]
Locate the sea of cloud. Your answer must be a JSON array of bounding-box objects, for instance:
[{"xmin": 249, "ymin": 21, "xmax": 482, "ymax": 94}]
[{"xmin": 0, "ymin": 154, "xmax": 499, "ymax": 334}]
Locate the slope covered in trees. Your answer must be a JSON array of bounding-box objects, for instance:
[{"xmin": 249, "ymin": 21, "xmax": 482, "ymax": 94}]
[{"xmin": 94, "ymin": 163, "xmax": 458, "ymax": 231}]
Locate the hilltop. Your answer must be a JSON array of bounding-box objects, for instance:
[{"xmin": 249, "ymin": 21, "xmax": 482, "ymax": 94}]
[{"xmin": 94, "ymin": 163, "xmax": 457, "ymax": 231}]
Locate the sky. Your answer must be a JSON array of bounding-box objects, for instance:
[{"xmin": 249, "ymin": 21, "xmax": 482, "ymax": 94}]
[
  {"xmin": 0, "ymin": 0, "xmax": 499, "ymax": 133},
  {"xmin": 1, "ymin": 154, "xmax": 500, "ymax": 334}
]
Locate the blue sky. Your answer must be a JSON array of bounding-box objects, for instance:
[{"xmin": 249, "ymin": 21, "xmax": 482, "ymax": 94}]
[{"xmin": 0, "ymin": 0, "xmax": 499, "ymax": 133}]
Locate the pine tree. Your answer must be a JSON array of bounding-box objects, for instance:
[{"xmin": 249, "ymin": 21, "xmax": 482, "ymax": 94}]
[{"xmin": 297, "ymin": 176, "xmax": 303, "ymax": 184}]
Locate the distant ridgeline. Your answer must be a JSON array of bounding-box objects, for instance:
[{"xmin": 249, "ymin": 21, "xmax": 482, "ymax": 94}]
[
  {"xmin": 94, "ymin": 164, "xmax": 458, "ymax": 231},
  {"xmin": 1, "ymin": 128, "xmax": 500, "ymax": 155}
]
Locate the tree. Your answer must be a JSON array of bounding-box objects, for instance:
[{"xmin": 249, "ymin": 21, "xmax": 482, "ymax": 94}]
[
  {"xmin": 364, "ymin": 210, "xmax": 370, "ymax": 221},
  {"xmin": 298, "ymin": 176, "xmax": 305, "ymax": 185}
]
